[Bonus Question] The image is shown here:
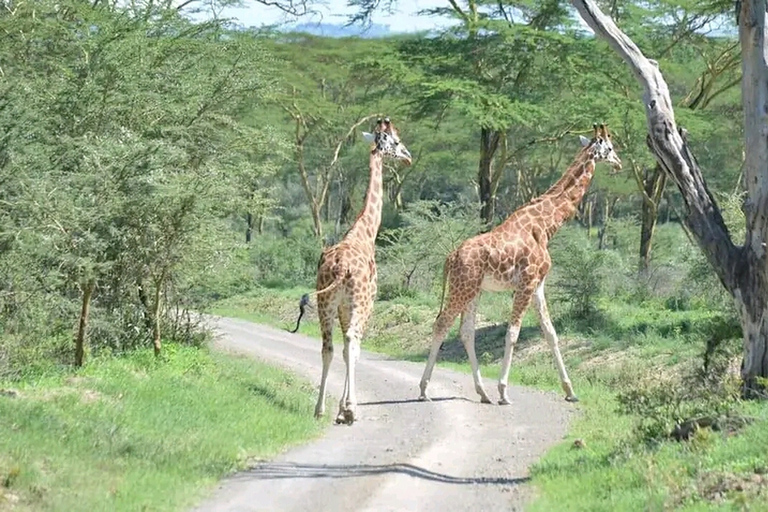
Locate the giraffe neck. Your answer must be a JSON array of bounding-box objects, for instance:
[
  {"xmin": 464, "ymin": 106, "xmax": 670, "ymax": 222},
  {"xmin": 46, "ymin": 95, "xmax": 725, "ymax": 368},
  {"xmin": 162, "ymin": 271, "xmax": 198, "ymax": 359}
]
[
  {"xmin": 506, "ymin": 150, "xmax": 596, "ymax": 238},
  {"xmin": 346, "ymin": 150, "xmax": 384, "ymax": 245}
]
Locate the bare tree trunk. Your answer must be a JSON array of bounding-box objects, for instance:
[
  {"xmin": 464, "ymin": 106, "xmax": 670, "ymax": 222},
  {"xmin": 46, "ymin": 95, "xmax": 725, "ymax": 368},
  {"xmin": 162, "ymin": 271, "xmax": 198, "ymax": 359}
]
[
  {"xmin": 736, "ymin": 0, "xmax": 768, "ymax": 396},
  {"xmin": 572, "ymin": 0, "xmax": 768, "ymax": 397},
  {"xmin": 479, "ymin": 128, "xmax": 502, "ymax": 226},
  {"xmin": 75, "ymin": 280, "xmax": 95, "ymax": 367}
]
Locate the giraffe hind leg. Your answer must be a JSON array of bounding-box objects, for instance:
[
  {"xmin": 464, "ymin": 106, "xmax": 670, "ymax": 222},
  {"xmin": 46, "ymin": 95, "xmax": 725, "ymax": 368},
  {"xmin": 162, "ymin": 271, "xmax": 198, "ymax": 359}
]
[
  {"xmin": 336, "ymin": 303, "xmax": 354, "ymax": 424},
  {"xmin": 419, "ymin": 283, "xmax": 478, "ymax": 401},
  {"xmin": 314, "ymin": 301, "xmax": 336, "ymax": 419}
]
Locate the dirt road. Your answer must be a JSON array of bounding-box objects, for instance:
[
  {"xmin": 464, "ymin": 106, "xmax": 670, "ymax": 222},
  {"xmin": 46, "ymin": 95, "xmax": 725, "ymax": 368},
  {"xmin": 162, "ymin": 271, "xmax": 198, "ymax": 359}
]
[{"xmin": 193, "ymin": 316, "xmax": 574, "ymax": 512}]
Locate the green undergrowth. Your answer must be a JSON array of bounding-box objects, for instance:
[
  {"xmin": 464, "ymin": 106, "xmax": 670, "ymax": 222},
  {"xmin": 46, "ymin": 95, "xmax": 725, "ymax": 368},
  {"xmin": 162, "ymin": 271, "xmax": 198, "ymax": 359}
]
[
  {"xmin": 529, "ymin": 397, "xmax": 768, "ymax": 511},
  {"xmin": 0, "ymin": 344, "xmax": 323, "ymax": 512},
  {"xmin": 212, "ymin": 285, "xmax": 768, "ymax": 510}
]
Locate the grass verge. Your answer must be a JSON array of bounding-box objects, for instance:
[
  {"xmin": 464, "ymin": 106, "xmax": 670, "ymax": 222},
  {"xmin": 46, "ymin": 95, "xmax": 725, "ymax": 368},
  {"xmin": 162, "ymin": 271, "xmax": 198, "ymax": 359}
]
[
  {"xmin": 0, "ymin": 344, "xmax": 323, "ymax": 512},
  {"xmin": 213, "ymin": 286, "xmax": 768, "ymax": 511}
]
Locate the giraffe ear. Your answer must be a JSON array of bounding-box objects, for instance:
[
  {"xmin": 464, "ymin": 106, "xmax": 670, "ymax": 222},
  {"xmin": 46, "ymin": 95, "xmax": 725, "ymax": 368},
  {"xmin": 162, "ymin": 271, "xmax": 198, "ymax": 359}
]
[
  {"xmin": 362, "ymin": 132, "xmax": 375, "ymax": 143},
  {"xmin": 579, "ymin": 135, "xmax": 591, "ymax": 147}
]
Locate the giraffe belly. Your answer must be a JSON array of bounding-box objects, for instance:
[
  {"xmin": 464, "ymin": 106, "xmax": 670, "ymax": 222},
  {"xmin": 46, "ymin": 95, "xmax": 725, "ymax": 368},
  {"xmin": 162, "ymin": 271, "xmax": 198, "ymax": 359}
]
[{"xmin": 480, "ymin": 274, "xmax": 516, "ymax": 292}]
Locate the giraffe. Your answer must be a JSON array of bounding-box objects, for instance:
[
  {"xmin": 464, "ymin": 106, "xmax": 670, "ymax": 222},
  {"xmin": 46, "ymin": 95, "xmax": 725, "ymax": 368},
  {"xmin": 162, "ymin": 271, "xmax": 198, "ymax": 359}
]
[
  {"xmin": 309, "ymin": 117, "xmax": 411, "ymax": 425},
  {"xmin": 419, "ymin": 124, "xmax": 622, "ymax": 405}
]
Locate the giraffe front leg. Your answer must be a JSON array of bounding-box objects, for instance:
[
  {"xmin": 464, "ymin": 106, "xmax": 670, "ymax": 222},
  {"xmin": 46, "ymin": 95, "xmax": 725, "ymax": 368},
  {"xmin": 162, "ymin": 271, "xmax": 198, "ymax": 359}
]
[
  {"xmin": 534, "ymin": 281, "xmax": 578, "ymax": 402},
  {"xmin": 314, "ymin": 309, "xmax": 335, "ymax": 419},
  {"xmin": 460, "ymin": 297, "xmax": 491, "ymax": 404},
  {"xmin": 498, "ymin": 288, "xmax": 534, "ymax": 405}
]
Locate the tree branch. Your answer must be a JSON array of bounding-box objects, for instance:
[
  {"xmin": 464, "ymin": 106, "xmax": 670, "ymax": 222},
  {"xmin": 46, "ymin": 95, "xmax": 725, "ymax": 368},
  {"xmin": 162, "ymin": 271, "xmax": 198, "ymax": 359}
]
[
  {"xmin": 328, "ymin": 113, "xmax": 382, "ymax": 168},
  {"xmin": 571, "ymin": 0, "xmax": 739, "ymax": 291},
  {"xmin": 253, "ymin": 0, "xmax": 313, "ymax": 17}
]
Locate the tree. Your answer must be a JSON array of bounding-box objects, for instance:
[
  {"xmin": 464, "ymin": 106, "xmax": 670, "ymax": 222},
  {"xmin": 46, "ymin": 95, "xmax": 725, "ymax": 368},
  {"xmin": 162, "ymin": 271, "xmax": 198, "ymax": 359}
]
[
  {"xmin": 572, "ymin": 0, "xmax": 768, "ymax": 396},
  {"xmin": 0, "ymin": 0, "xmax": 277, "ymax": 364},
  {"xmin": 351, "ymin": 0, "xmax": 579, "ymax": 226}
]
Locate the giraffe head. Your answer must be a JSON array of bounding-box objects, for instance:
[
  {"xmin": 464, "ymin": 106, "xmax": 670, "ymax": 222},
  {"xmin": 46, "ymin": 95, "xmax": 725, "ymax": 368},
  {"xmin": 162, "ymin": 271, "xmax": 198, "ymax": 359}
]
[
  {"xmin": 362, "ymin": 117, "xmax": 412, "ymax": 166},
  {"xmin": 579, "ymin": 123, "xmax": 622, "ymax": 171}
]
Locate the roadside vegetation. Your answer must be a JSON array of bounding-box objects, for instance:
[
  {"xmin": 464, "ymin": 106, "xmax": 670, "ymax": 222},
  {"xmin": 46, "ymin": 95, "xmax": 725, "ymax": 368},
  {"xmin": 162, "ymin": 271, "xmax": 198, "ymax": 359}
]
[{"xmin": 0, "ymin": 344, "xmax": 322, "ymax": 511}]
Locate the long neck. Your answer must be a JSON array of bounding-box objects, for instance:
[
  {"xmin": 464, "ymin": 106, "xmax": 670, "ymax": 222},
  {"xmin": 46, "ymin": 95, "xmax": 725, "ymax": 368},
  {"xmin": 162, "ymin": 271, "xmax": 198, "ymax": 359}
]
[
  {"xmin": 346, "ymin": 150, "xmax": 384, "ymax": 244},
  {"xmin": 505, "ymin": 150, "xmax": 596, "ymax": 238}
]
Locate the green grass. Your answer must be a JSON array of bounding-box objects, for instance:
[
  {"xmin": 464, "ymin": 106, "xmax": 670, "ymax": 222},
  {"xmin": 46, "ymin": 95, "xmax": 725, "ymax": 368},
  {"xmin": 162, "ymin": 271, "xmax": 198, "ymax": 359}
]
[
  {"xmin": 0, "ymin": 344, "xmax": 324, "ymax": 512},
  {"xmin": 212, "ymin": 285, "xmax": 768, "ymax": 511},
  {"xmin": 529, "ymin": 396, "xmax": 768, "ymax": 511}
]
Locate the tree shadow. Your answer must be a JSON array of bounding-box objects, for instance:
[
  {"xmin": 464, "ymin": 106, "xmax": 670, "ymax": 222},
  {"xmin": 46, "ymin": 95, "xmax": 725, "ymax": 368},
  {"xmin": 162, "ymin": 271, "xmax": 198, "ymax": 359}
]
[
  {"xmin": 247, "ymin": 383, "xmax": 305, "ymax": 415},
  {"xmin": 358, "ymin": 396, "xmax": 472, "ymax": 406},
  {"xmin": 234, "ymin": 461, "xmax": 529, "ymax": 486}
]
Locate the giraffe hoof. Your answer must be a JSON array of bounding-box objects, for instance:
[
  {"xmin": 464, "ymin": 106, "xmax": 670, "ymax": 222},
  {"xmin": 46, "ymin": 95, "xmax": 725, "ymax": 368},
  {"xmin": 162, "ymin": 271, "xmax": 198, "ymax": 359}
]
[
  {"xmin": 480, "ymin": 396, "xmax": 492, "ymax": 404},
  {"xmin": 419, "ymin": 395, "xmax": 431, "ymax": 402},
  {"xmin": 335, "ymin": 409, "xmax": 356, "ymax": 425},
  {"xmin": 498, "ymin": 397, "xmax": 512, "ymax": 406},
  {"xmin": 565, "ymin": 395, "xmax": 579, "ymax": 403}
]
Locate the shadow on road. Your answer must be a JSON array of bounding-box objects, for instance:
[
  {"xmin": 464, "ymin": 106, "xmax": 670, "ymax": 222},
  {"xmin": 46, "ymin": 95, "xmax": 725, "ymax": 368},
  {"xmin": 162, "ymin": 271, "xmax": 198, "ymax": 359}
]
[
  {"xmin": 234, "ymin": 462, "xmax": 529, "ymax": 486},
  {"xmin": 358, "ymin": 396, "xmax": 474, "ymax": 406}
]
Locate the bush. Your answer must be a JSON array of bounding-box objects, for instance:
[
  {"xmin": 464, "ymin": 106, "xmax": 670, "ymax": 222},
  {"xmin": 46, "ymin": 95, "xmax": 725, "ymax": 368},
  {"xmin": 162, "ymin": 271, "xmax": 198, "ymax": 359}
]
[
  {"xmin": 377, "ymin": 200, "xmax": 483, "ymax": 297},
  {"xmin": 249, "ymin": 234, "xmax": 321, "ymax": 288},
  {"xmin": 616, "ymin": 326, "xmax": 743, "ymax": 443},
  {"xmin": 550, "ymin": 227, "xmax": 626, "ymax": 320}
]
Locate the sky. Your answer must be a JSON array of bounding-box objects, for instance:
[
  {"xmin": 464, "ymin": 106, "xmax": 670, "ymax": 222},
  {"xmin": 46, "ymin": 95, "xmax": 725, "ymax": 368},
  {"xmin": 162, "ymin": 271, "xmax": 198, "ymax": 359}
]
[{"xmin": 218, "ymin": 0, "xmax": 455, "ymax": 32}]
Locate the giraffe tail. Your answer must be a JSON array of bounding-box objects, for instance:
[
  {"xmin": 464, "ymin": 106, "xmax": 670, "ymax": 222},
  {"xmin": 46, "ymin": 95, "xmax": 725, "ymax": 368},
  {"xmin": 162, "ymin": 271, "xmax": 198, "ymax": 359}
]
[
  {"xmin": 311, "ymin": 266, "xmax": 346, "ymax": 298},
  {"xmin": 290, "ymin": 266, "xmax": 346, "ymax": 334}
]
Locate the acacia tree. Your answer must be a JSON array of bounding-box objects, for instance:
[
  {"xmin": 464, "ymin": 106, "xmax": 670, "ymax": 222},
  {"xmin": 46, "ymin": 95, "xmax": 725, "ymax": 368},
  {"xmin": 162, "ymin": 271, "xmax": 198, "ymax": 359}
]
[
  {"xmin": 352, "ymin": 0, "xmax": 578, "ymax": 226},
  {"xmin": 572, "ymin": 0, "xmax": 768, "ymax": 396}
]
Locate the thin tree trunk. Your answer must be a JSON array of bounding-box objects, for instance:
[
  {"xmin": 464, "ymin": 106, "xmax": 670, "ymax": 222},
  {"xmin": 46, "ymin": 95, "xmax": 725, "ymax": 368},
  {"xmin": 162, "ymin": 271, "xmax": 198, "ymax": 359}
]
[
  {"xmin": 152, "ymin": 273, "xmax": 164, "ymax": 357},
  {"xmin": 75, "ymin": 280, "xmax": 95, "ymax": 367},
  {"xmin": 245, "ymin": 212, "xmax": 253, "ymax": 243},
  {"xmin": 639, "ymin": 164, "xmax": 667, "ymax": 273},
  {"xmin": 479, "ymin": 128, "xmax": 502, "ymax": 227}
]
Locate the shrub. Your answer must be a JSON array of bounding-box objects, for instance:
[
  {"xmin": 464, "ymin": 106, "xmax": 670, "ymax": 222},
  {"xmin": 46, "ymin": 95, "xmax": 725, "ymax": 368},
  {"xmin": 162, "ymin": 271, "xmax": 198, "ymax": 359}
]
[
  {"xmin": 249, "ymin": 234, "xmax": 321, "ymax": 288},
  {"xmin": 550, "ymin": 227, "xmax": 626, "ymax": 320}
]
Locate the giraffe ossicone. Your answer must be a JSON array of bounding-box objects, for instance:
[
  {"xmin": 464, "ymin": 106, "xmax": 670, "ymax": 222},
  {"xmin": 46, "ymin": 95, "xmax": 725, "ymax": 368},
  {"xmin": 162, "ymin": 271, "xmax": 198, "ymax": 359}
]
[
  {"xmin": 293, "ymin": 116, "xmax": 412, "ymax": 425},
  {"xmin": 419, "ymin": 123, "xmax": 621, "ymax": 405}
]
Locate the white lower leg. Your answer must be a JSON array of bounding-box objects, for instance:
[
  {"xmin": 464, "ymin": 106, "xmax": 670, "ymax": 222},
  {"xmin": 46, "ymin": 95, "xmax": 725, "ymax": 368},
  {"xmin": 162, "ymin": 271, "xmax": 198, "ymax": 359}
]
[
  {"xmin": 346, "ymin": 341, "xmax": 359, "ymax": 408},
  {"xmin": 497, "ymin": 323, "xmax": 520, "ymax": 405},
  {"xmin": 535, "ymin": 283, "xmax": 576, "ymax": 401},
  {"xmin": 542, "ymin": 319, "xmax": 576, "ymax": 400},
  {"xmin": 419, "ymin": 340, "xmax": 441, "ymax": 400},
  {"xmin": 420, "ymin": 318, "xmax": 451, "ymax": 400},
  {"xmin": 460, "ymin": 301, "xmax": 490, "ymax": 403},
  {"xmin": 337, "ymin": 335, "xmax": 360, "ymax": 424},
  {"xmin": 315, "ymin": 341, "xmax": 333, "ymax": 418}
]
